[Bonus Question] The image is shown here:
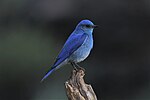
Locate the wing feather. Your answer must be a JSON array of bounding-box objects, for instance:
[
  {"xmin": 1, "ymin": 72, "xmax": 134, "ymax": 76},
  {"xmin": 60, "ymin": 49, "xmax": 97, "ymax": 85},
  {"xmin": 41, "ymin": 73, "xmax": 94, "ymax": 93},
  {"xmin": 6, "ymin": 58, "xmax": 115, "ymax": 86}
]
[
  {"xmin": 52, "ymin": 33, "xmax": 87, "ymax": 68},
  {"xmin": 41, "ymin": 33, "xmax": 87, "ymax": 82}
]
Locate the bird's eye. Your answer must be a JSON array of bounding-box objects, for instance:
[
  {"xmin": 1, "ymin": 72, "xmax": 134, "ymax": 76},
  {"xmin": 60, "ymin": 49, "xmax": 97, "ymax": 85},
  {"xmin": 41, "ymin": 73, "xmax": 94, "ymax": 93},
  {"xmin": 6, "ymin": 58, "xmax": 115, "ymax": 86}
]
[{"xmin": 85, "ymin": 25, "xmax": 91, "ymax": 28}]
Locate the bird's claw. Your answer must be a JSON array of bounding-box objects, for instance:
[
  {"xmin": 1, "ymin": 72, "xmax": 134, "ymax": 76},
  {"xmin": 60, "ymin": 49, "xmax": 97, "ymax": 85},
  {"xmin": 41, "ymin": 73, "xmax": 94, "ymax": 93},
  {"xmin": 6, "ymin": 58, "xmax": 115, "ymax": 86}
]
[
  {"xmin": 73, "ymin": 66, "xmax": 85, "ymax": 72},
  {"xmin": 77, "ymin": 66, "xmax": 85, "ymax": 72},
  {"xmin": 71, "ymin": 62, "xmax": 85, "ymax": 72}
]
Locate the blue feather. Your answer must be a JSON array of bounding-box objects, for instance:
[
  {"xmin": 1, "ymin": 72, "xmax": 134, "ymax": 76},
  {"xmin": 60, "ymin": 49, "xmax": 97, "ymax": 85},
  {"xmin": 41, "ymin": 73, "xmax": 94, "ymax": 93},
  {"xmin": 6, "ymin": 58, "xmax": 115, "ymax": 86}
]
[
  {"xmin": 40, "ymin": 68, "xmax": 55, "ymax": 82},
  {"xmin": 52, "ymin": 33, "xmax": 87, "ymax": 68},
  {"xmin": 41, "ymin": 33, "xmax": 87, "ymax": 82},
  {"xmin": 41, "ymin": 19, "xmax": 96, "ymax": 82}
]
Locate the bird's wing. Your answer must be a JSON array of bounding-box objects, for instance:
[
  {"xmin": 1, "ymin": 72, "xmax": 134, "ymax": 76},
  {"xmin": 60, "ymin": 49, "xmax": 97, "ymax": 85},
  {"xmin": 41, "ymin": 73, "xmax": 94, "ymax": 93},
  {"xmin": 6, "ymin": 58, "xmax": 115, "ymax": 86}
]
[
  {"xmin": 41, "ymin": 33, "xmax": 87, "ymax": 82},
  {"xmin": 52, "ymin": 33, "xmax": 88, "ymax": 68}
]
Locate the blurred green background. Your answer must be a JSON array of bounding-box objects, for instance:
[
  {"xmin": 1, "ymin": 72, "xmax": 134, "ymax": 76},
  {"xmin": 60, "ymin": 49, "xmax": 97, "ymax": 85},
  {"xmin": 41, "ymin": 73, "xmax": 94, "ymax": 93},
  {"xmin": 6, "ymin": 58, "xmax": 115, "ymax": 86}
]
[{"xmin": 0, "ymin": 0, "xmax": 150, "ymax": 100}]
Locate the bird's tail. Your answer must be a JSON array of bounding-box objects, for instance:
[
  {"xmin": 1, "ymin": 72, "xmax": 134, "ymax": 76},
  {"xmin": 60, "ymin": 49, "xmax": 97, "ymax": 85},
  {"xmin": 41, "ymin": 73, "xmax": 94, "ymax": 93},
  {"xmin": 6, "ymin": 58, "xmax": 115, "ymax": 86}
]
[{"xmin": 40, "ymin": 68, "xmax": 55, "ymax": 82}]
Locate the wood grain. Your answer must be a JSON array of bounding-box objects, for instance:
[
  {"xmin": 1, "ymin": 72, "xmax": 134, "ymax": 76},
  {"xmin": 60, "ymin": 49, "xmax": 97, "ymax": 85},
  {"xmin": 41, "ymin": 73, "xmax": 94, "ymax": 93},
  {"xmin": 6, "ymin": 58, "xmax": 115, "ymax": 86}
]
[{"xmin": 65, "ymin": 69, "xmax": 97, "ymax": 100}]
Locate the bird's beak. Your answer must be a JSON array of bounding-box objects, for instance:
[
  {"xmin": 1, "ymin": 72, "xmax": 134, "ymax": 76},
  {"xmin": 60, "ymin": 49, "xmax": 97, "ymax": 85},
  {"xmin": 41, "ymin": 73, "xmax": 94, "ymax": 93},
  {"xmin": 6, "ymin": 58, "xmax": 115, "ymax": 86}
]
[{"xmin": 92, "ymin": 25, "xmax": 98, "ymax": 28}]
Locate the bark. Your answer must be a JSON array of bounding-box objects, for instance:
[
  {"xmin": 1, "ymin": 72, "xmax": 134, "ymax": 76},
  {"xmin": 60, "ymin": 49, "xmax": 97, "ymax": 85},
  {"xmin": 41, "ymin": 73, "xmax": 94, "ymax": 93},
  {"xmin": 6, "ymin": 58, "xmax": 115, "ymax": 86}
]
[{"xmin": 65, "ymin": 69, "xmax": 97, "ymax": 100}]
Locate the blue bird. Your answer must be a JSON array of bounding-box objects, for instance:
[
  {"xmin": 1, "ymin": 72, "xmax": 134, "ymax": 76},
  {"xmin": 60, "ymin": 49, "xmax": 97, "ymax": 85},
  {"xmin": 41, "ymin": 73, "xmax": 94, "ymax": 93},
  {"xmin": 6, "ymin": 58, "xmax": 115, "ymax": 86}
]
[{"xmin": 41, "ymin": 19, "xmax": 97, "ymax": 82}]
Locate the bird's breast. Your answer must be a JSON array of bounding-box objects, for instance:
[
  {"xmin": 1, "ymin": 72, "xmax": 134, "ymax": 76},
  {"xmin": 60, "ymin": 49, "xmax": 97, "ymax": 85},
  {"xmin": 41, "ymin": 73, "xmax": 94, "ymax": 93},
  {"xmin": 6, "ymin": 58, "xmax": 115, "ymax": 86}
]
[{"xmin": 69, "ymin": 35, "xmax": 93, "ymax": 63}]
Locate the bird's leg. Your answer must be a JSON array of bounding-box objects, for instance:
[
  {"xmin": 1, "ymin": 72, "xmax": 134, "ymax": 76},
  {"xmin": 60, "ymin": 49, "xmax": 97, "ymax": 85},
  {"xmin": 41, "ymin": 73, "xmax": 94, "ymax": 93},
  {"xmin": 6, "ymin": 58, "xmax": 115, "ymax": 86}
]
[
  {"xmin": 74, "ymin": 63, "xmax": 85, "ymax": 71},
  {"xmin": 71, "ymin": 62, "xmax": 78, "ymax": 70}
]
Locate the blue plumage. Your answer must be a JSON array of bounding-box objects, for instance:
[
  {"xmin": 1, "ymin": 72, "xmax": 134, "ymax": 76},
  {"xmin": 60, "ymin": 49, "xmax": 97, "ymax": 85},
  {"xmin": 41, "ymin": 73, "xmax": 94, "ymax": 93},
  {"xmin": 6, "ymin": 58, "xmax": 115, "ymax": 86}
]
[
  {"xmin": 41, "ymin": 19, "xmax": 96, "ymax": 82},
  {"xmin": 53, "ymin": 33, "xmax": 87, "ymax": 67}
]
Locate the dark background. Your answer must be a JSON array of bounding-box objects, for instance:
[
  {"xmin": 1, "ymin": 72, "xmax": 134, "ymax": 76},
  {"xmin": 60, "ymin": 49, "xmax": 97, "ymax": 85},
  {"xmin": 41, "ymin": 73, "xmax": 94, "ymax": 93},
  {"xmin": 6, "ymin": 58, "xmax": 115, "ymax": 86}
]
[{"xmin": 0, "ymin": 0, "xmax": 150, "ymax": 100}]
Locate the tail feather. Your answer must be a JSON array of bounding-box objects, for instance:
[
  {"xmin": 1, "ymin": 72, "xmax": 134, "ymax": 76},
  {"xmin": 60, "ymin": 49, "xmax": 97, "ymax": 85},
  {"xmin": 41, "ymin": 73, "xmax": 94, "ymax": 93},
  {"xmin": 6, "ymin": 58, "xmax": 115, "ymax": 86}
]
[
  {"xmin": 41, "ymin": 59, "xmax": 67, "ymax": 82},
  {"xmin": 40, "ymin": 68, "xmax": 55, "ymax": 82}
]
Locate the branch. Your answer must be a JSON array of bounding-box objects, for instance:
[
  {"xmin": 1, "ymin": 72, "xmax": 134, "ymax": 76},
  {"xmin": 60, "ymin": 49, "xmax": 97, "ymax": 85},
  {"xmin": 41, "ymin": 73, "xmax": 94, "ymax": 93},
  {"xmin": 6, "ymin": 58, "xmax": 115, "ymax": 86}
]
[{"xmin": 65, "ymin": 69, "xmax": 97, "ymax": 100}]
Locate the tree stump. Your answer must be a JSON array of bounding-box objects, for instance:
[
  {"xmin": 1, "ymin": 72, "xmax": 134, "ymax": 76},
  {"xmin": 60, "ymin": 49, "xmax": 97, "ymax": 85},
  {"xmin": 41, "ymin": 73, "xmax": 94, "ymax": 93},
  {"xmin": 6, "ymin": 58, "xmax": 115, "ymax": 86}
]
[{"xmin": 65, "ymin": 69, "xmax": 97, "ymax": 100}]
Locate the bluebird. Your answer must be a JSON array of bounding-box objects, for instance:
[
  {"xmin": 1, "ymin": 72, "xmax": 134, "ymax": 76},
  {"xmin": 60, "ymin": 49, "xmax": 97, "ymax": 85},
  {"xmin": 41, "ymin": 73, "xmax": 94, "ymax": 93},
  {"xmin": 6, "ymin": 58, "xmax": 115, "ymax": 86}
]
[{"xmin": 41, "ymin": 19, "xmax": 97, "ymax": 82}]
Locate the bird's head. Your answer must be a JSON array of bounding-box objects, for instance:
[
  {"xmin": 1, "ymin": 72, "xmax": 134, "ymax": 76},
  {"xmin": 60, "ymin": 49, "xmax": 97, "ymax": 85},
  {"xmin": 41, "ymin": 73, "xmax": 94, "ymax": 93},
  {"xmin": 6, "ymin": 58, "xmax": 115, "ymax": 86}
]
[{"xmin": 75, "ymin": 19, "xmax": 97, "ymax": 34}]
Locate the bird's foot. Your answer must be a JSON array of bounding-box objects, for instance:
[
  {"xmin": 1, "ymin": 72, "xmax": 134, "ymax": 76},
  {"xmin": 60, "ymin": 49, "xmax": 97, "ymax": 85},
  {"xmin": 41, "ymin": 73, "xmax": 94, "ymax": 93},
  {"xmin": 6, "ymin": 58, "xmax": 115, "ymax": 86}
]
[
  {"xmin": 77, "ymin": 66, "xmax": 85, "ymax": 72},
  {"xmin": 71, "ymin": 62, "xmax": 85, "ymax": 72},
  {"xmin": 71, "ymin": 62, "xmax": 78, "ymax": 71},
  {"xmin": 74, "ymin": 63, "xmax": 85, "ymax": 72},
  {"xmin": 73, "ymin": 66, "xmax": 78, "ymax": 71}
]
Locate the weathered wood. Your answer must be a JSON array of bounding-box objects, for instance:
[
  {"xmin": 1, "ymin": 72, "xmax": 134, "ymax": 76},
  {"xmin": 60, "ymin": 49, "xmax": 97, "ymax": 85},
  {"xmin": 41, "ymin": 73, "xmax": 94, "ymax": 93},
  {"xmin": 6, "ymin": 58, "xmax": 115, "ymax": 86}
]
[{"xmin": 65, "ymin": 69, "xmax": 97, "ymax": 100}]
